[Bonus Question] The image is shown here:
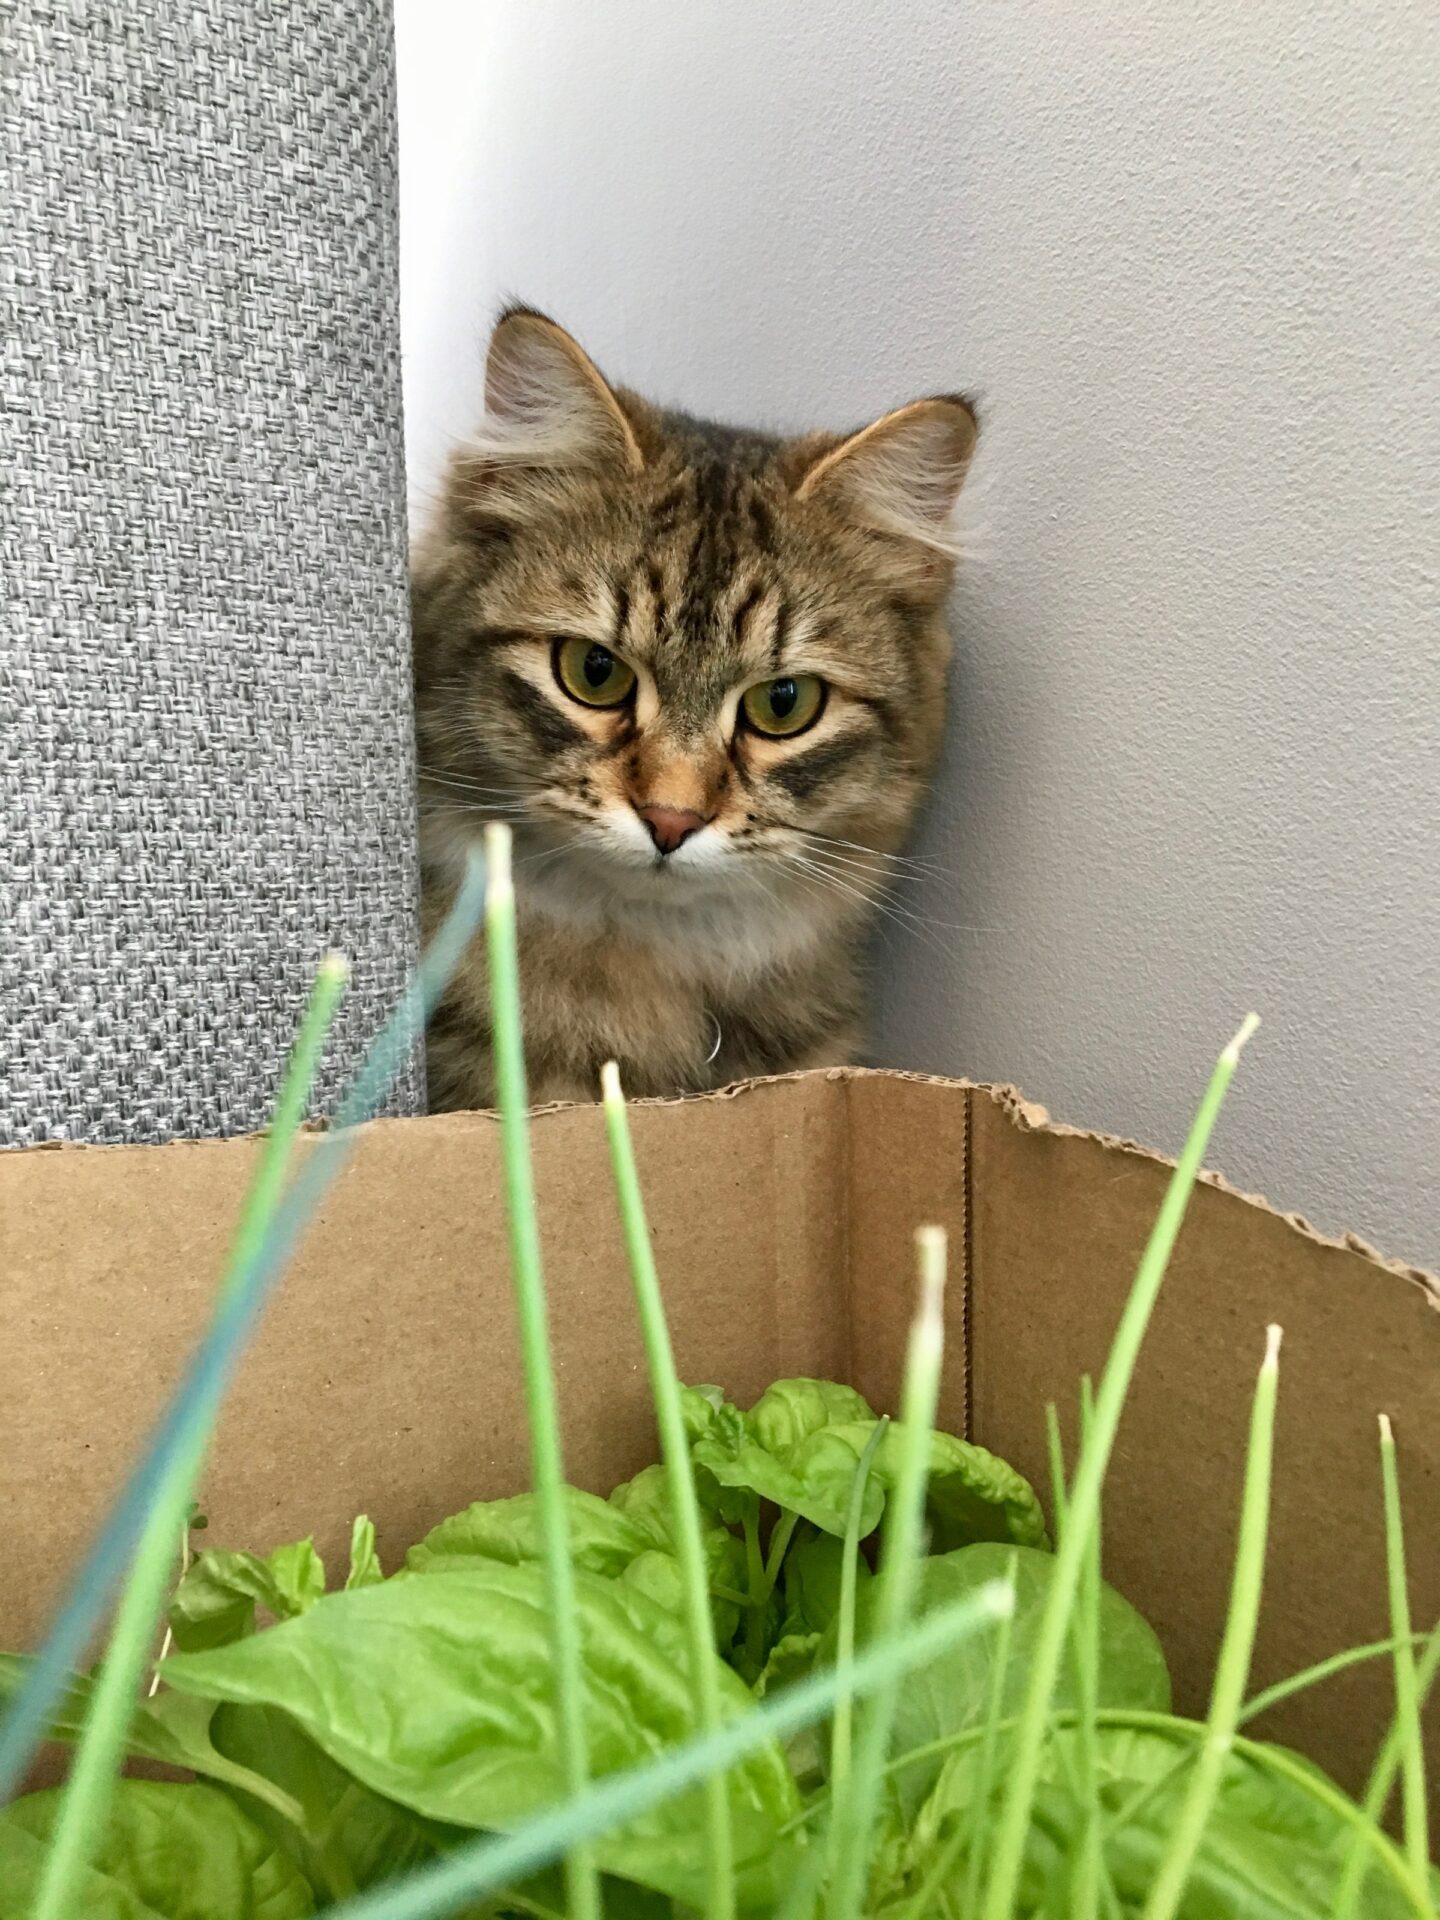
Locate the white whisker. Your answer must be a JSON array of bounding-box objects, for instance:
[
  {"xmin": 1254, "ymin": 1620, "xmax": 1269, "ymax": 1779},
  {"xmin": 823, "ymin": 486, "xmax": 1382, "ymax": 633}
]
[
  {"xmin": 783, "ymin": 852, "xmax": 1000, "ymax": 948},
  {"xmin": 801, "ymin": 830, "xmax": 943, "ymax": 878}
]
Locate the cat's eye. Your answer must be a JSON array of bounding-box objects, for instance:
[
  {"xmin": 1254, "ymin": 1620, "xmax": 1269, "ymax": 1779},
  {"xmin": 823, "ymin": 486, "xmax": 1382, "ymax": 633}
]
[
  {"xmin": 740, "ymin": 674, "xmax": 826, "ymax": 739},
  {"xmin": 553, "ymin": 637, "xmax": 637, "ymax": 709}
]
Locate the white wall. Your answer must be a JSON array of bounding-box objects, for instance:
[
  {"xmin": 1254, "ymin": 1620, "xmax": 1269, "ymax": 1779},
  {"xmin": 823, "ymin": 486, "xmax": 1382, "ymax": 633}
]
[{"xmin": 395, "ymin": 2, "xmax": 1440, "ymax": 1267}]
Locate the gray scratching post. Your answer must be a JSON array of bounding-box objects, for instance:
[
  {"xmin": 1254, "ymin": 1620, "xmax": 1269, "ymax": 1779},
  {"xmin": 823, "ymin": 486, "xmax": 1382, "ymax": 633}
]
[{"xmin": 1, "ymin": 0, "xmax": 423, "ymax": 1143}]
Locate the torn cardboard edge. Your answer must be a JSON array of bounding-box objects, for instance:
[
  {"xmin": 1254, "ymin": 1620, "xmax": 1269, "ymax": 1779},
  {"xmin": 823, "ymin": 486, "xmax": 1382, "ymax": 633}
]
[{"xmin": 20, "ymin": 1064, "xmax": 1432, "ymax": 1301}]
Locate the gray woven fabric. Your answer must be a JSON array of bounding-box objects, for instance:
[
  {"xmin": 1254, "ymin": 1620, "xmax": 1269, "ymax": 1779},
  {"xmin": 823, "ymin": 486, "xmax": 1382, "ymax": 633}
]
[{"xmin": 1, "ymin": 0, "xmax": 422, "ymax": 1144}]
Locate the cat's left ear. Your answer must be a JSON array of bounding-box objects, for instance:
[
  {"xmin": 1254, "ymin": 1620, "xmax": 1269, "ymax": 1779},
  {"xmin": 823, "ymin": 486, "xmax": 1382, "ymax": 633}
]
[{"xmin": 795, "ymin": 395, "xmax": 978, "ymax": 564}]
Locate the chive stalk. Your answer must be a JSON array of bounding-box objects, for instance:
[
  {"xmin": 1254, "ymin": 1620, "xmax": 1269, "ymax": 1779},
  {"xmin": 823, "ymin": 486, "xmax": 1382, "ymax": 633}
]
[
  {"xmin": 601, "ymin": 1059, "xmax": 735, "ymax": 1920},
  {"xmin": 1061, "ymin": 1380, "xmax": 1110, "ymax": 1920},
  {"xmin": 1334, "ymin": 1430, "xmax": 1438, "ymax": 1920},
  {"xmin": 28, "ymin": 957, "xmax": 349, "ymax": 1920},
  {"xmin": 981, "ymin": 1014, "xmax": 1260, "ymax": 1920},
  {"xmin": 0, "ymin": 850, "xmax": 489, "ymax": 1799},
  {"xmin": 828, "ymin": 1225, "xmax": 952, "ymax": 1920},
  {"xmin": 828, "ymin": 1415, "xmax": 889, "ymax": 1805},
  {"xmin": 1336, "ymin": 1620, "xmax": 1440, "ymax": 1920},
  {"xmin": 1240, "ymin": 1633, "xmax": 1428, "ymax": 1725},
  {"xmin": 1142, "ymin": 1324, "xmax": 1283, "ymax": 1920},
  {"xmin": 484, "ymin": 824, "xmax": 600, "ymax": 1920},
  {"xmin": 869, "ymin": 1700, "xmax": 1426, "ymax": 1912},
  {"xmin": 1379, "ymin": 1414, "xmax": 1429, "ymax": 1881},
  {"xmin": 1334, "ymin": 1616, "xmax": 1440, "ymax": 1920},
  {"xmin": 770, "ymin": 1835, "xmax": 832, "ymax": 1920},
  {"xmin": 898, "ymin": 1545, "xmax": 1013, "ymax": 1920}
]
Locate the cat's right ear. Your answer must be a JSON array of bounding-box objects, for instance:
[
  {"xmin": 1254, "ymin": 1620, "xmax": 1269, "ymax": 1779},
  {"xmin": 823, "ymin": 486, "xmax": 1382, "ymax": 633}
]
[{"xmin": 477, "ymin": 306, "xmax": 644, "ymax": 478}]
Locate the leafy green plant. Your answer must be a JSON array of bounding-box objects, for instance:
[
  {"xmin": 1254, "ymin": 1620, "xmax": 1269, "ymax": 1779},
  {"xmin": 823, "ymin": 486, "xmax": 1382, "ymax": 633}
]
[{"xmin": 0, "ymin": 824, "xmax": 1434, "ymax": 1920}]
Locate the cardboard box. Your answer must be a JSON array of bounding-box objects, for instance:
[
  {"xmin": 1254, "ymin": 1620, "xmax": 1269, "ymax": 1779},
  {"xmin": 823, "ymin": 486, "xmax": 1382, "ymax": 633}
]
[{"xmin": 5, "ymin": 1068, "xmax": 1438, "ymax": 1807}]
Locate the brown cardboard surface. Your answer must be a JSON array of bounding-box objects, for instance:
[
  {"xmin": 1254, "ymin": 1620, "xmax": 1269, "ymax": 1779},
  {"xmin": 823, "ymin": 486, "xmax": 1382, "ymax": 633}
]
[
  {"xmin": 963, "ymin": 1082, "xmax": 1440, "ymax": 1803},
  {"xmin": 2, "ymin": 1077, "xmax": 848, "ymax": 1650},
  {"xmin": 840, "ymin": 1074, "xmax": 971, "ymax": 1434},
  {"xmin": 3, "ymin": 1067, "xmax": 1436, "ymax": 1814}
]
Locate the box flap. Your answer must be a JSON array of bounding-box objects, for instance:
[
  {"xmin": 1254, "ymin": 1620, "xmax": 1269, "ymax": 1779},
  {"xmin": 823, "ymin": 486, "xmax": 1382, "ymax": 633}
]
[
  {"xmin": 959, "ymin": 1078, "xmax": 1440, "ymax": 1804},
  {"xmin": 0, "ymin": 1077, "xmax": 850, "ymax": 1649}
]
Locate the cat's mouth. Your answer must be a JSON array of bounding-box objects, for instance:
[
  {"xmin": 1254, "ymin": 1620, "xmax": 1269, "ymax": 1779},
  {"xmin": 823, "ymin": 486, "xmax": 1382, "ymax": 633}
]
[{"xmin": 519, "ymin": 803, "xmax": 767, "ymax": 903}]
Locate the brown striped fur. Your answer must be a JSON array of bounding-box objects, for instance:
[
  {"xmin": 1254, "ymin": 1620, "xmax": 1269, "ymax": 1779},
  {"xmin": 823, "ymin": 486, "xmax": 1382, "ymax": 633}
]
[{"xmin": 413, "ymin": 308, "xmax": 977, "ymax": 1108}]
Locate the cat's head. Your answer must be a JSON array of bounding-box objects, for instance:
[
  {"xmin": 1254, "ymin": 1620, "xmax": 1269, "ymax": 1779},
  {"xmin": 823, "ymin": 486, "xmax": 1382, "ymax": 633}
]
[{"xmin": 413, "ymin": 307, "xmax": 977, "ymax": 951}]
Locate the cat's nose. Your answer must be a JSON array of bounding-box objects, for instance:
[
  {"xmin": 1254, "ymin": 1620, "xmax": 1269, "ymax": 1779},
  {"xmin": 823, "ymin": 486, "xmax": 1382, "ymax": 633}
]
[{"xmin": 639, "ymin": 805, "xmax": 708, "ymax": 855}]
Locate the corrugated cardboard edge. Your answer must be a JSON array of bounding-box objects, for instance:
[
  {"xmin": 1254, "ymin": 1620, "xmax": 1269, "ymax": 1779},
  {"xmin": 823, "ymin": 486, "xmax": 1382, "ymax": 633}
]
[
  {"xmin": 15, "ymin": 1065, "xmax": 1435, "ymax": 1303},
  {"xmin": 971, "ymin": 1077, "xmax": 1440, "ymax": 1306}
]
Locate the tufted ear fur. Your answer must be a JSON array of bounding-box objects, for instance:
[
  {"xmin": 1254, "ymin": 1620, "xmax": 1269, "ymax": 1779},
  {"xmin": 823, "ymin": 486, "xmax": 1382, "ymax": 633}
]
[
  {"xmin": 472, "ymin": 306, "xmax": 644, "ymax": 477},
  {"xmin": 796, "ymin": 395, "xmax": 978, "ymax": 558}
]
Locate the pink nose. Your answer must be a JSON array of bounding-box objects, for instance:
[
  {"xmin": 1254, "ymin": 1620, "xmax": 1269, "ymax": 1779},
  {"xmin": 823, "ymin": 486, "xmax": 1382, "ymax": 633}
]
[{"xmin": 639, "ymin": 805, "xmax": 707, "ymax": 855}]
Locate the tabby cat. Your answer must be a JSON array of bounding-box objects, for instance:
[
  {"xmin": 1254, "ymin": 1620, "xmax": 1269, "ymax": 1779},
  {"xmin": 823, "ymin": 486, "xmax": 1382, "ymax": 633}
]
[{"xmin": 412, "ymin": 306, "xmax": 977, "ymax": 1108}]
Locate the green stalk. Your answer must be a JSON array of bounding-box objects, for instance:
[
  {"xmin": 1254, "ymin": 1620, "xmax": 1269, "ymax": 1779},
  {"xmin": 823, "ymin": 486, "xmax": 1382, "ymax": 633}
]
[
  {"xmin": 764, "ymin": 1511, "xmax": 801, "ymax": 1591},
  {"xmin": 1142, "ymin": 1323, "xmax": 1283, "ymax": 1920},
  {"xmin": 1045, "ymin": 1401, "xmax": 1068, "ymax": 1540},
  {"xmin": 741, "ymin": 1506, "xmax": 768, "ymax": 1673},
  {"xmin": 327, "ymin": 1581, "xmax": 1013, "ymax": 1920},
  {"xmin": 926, "ymin": 1547, "xmax": 1015, "ymax": 1920},
  {"xmin": 29, "ymin": 955, "xmax": 349, "ymax": 1920},
  {"xmin": 1071, "ymin": 1379, "xmax": 1108, "ymax": 1920},
  {"xmin": 1379, "ymin": 1414, "xmax": 1429, "ymax": 1880},
  {"xmin": 829, "ymin": 1226, "xmax": 956, "ymax": 1920},
  {"xmin": 1241, "ymin": 1634, "xmax": 1427, "ymax": 1724},
  {"xmin": 982, "ymin": 1013, "xmax": 1260, "ymax": 1920},
  {"xmin": 1103, "ymin": 1624, "xmax": 1433, "ymax": 1837},
  {"xmin": 600, "ymin": 1060, "xmax": 734, "ymax": 1920},
  {"xmin": 484, "ymin": 825, "xmax": 600, "ymax": 1920},
  {"xmin": 791, "ymin": 1697, "xmax": 1427, "ymax": 1910},
  {"xmin": 1040, "ymin": 1392, "xmax": 1111, "ymax": 1920},
  {"xmin": 771, "ymin": 1831, "xmax": 832, "ymax": 1920},
  {"xmin": 1335, "ymin": 1617, "xmax": 1440, "ymax": 1920},
  {"xmin": 828, "ymin": 1416, "xmax": 889, "ymax": 1804}
]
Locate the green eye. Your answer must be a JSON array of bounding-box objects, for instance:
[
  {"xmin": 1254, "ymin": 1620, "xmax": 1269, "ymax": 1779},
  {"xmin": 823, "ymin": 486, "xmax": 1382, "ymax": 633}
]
[
  {"xmin": 741, "ymin": 674, "xmax": 825, "ymax": 738},
  {"xmin": 554, "ymin": 637, "xmax": 637, "ymax": 708}
]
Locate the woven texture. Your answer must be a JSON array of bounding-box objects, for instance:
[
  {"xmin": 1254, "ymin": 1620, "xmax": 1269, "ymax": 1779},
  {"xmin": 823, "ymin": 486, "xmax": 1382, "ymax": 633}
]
[{"xmin": 1, "ymin": 0, "xmax": 422, "ymax": 1144}]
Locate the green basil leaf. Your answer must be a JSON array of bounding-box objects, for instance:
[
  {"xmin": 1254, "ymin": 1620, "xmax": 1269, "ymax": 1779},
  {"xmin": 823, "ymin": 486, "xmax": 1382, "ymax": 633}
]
[
  {"xmin": 678, "ymin": 1383, "xmax": 731, "ymax": 1442},
  {"xmin": 745, "ymin": 1380, "xmax": 876, "ymax": 1456},
  {"xmin": 266, "ymin": 1542, "xmax": 327, "ymax": 1613},
  {"xmin": 608, "ymin": 1464, "xmax": 731, "ymax": 1558},
  {"xmin": 751, "ymin": 1631, "xmax": 827, "ymax": 1796},
  {"xmin": 0, "ymin": 1654, "xmax": 306, "ymax": 1831},
  {"xmin": 689, "ymin": 1382, "xmax": 881, "ymax": 1537},
  {"xmin": 836, "ymin": 1544, "xmax": 1170, "ymax": 1818},
  {"xmin": 690, "ymin": 1386, "xmax": 1044, "ymax": 1555},
  {"xmin": 405, "ymin": 1488, "xmax": 651, "ymax": 1580},
  {"xmin": 167, "ymin": 1557, "xmax": 261, "ymax": 1653},
  {"xmin": 168, "ymin": 1541, "xmax": 326, "ymax": 1654},
  {"xmin": 692, "ymin": 1432, "xmax": 864, "ymax": 1537},
  {"xmin": 789, "ymin": 1423, "xmax": 1048, "ymax": 1551},
  {"xmin": 161, "ymin": 1565, "xmax": 801, "ymax": 1909},
  {"xmin": 208, "ymin": 1701, "xmax": 455, "ymax": 1898},
  {"xmin": 672, "ymin": 1409, "xmax": 763, "ymax": 1531},
  {"xmin": 615, "ymin": 1546, "xmax": 744, "ymax": 1651},
  {"xmin": 781, "ymin": 1529, "xmax": 872, "ymax": 1637},
  {"xmin": 344, "ymin": 1516, "xmax": 384, "ymax": 1590},
  {"xmin": 755, "ymin": 1631, "xmax": 821, "ymax": 1698},
  {"xmin": 608, "ymin": 1465, "xmax": 681, "ymax": 1548},
  {"xmin": 0, "ymin": 1780, "xmax": 315, "ymax": 1920}
]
